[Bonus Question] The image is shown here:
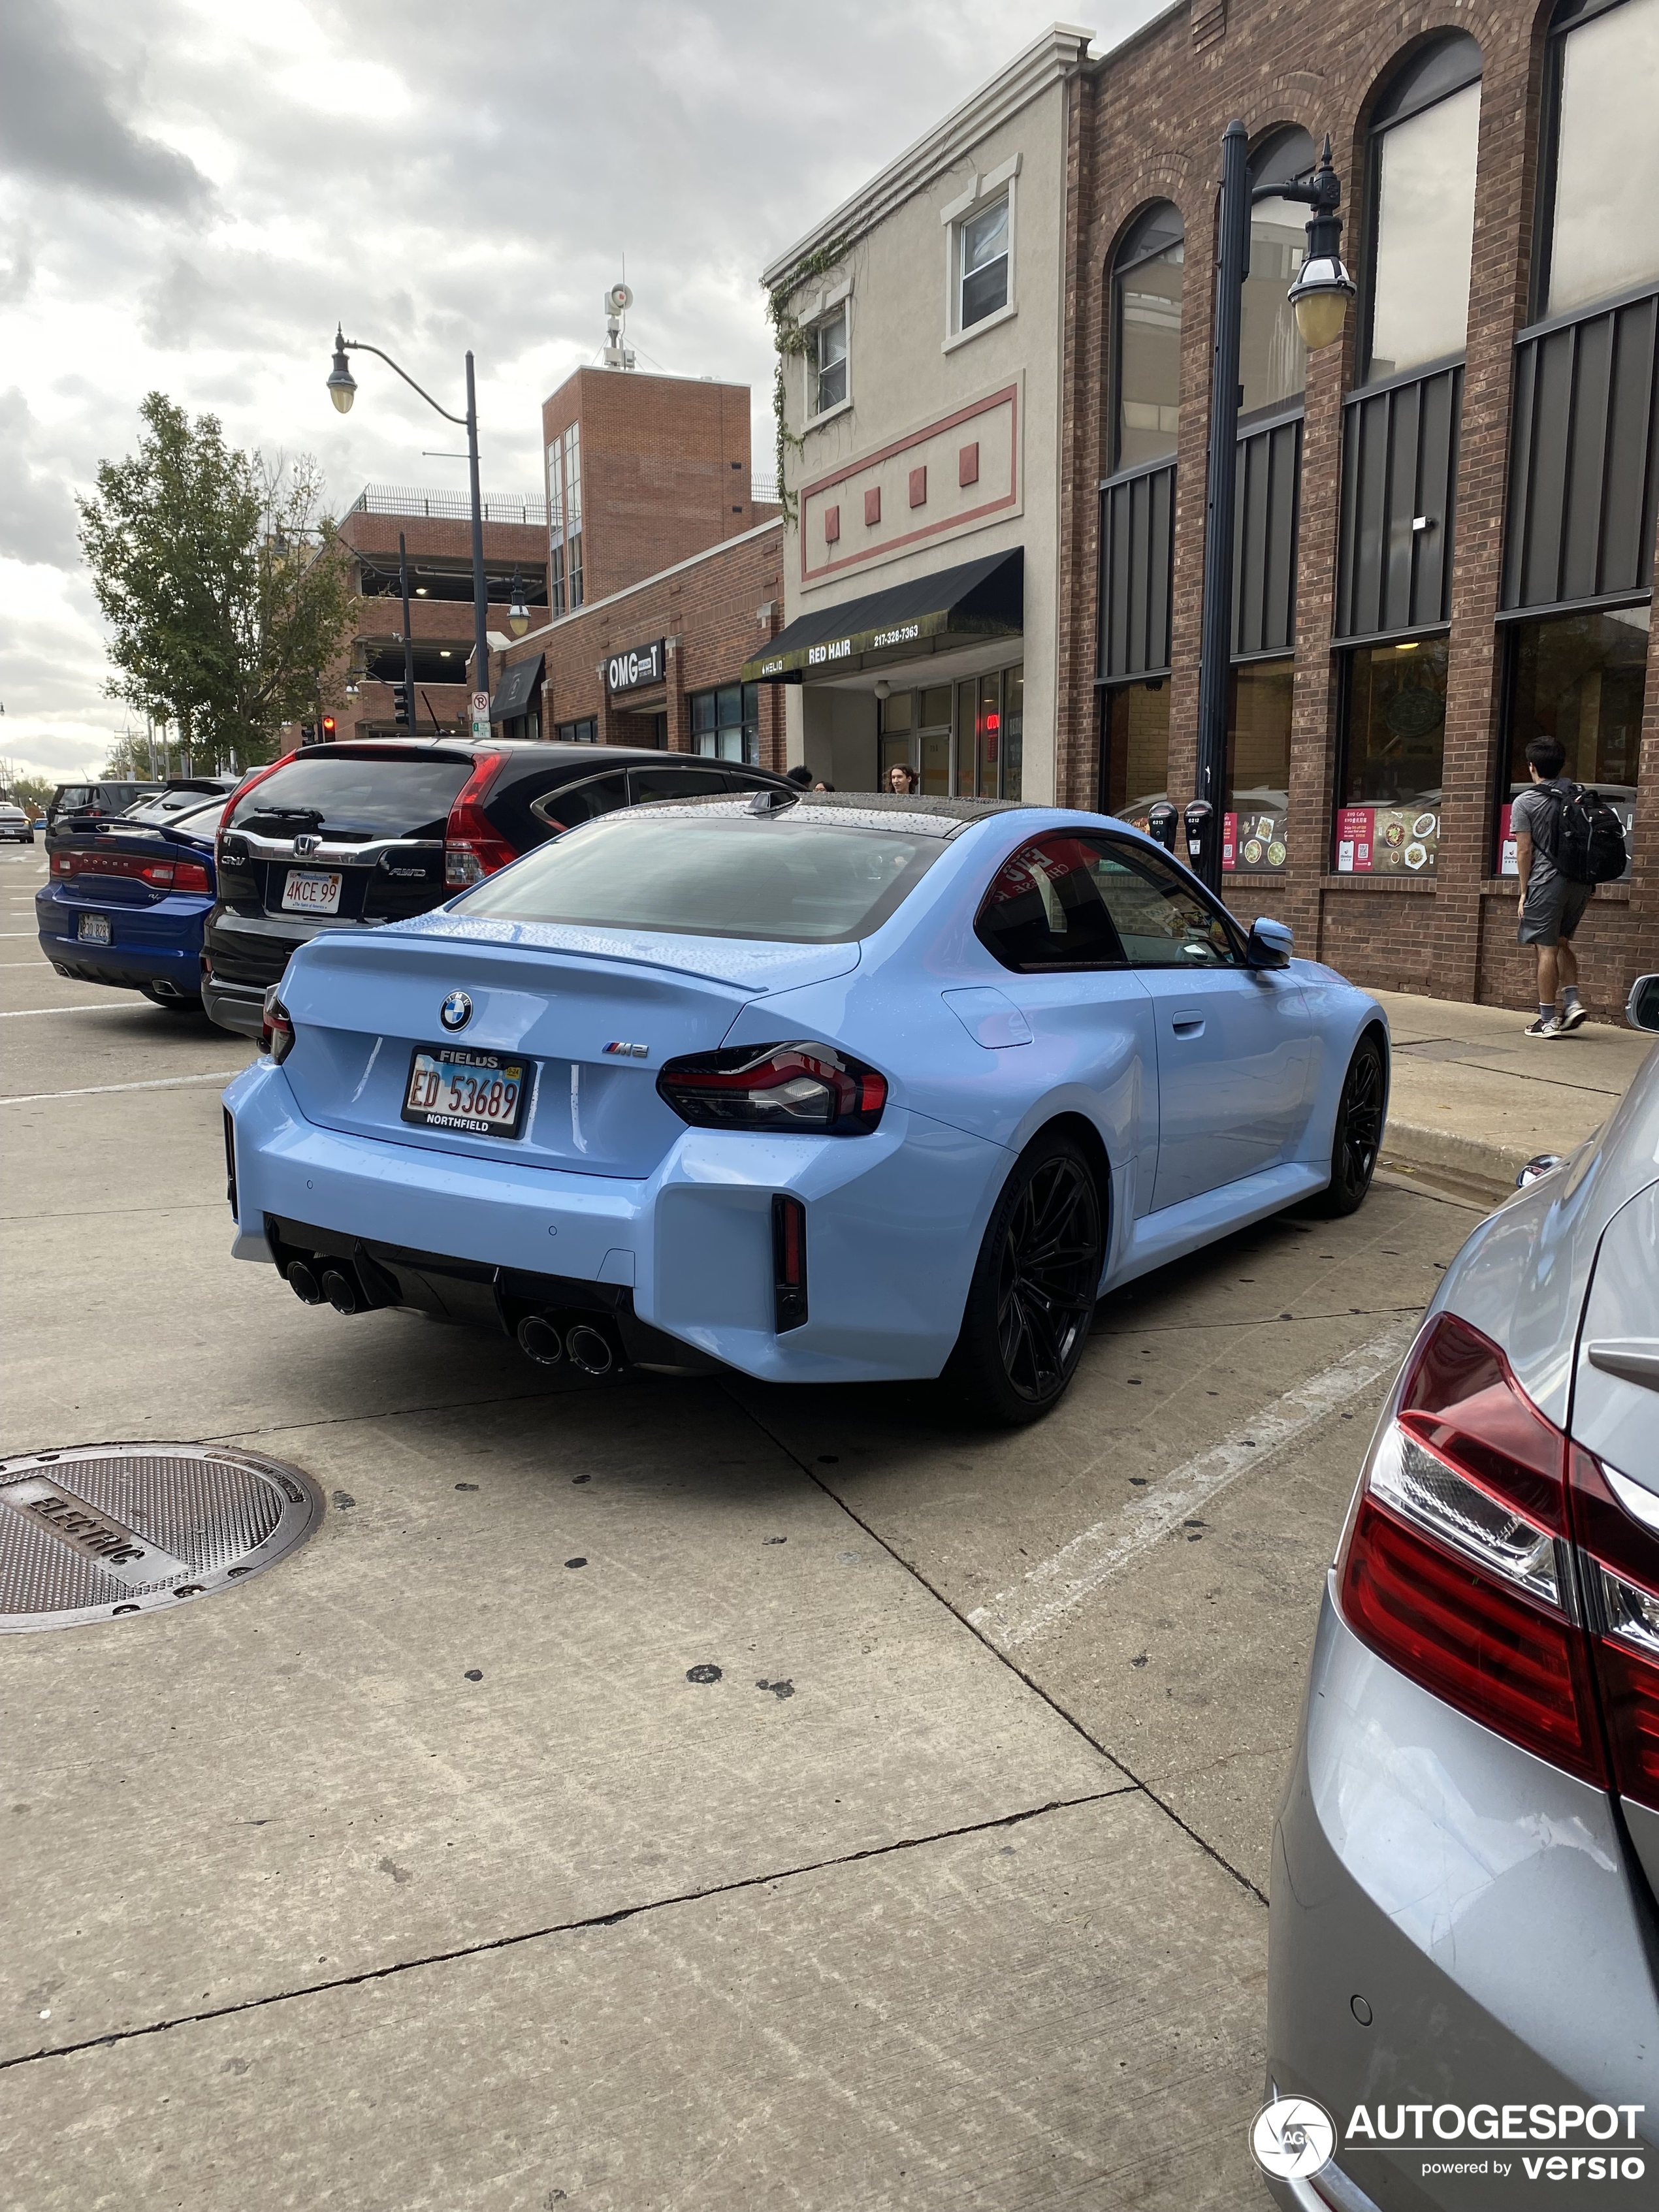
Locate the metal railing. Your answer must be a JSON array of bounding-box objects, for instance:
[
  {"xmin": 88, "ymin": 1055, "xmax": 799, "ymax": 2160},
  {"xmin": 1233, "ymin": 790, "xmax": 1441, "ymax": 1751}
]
[
  {"xmin": 751, "ymin": 473, "xmax": 780, "ymax": 505},
  {"xmin": 349, "ymin": 484, "xmax": 549, "ymax": 526}
]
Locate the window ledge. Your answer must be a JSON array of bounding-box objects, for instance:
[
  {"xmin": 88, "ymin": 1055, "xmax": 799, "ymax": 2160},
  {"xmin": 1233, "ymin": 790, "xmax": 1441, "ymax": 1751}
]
[
  {"xmin": 1319, "ymin": 872, "xmax": 1438, "ymax": 892},
  {"xmin": 942, "ymin": 303, "xmax": 1016, "ymax": 355},
  {"xmin": 1480, "ymin": 876, "xmax": 1632, "ymax": 901},
  {"xmin": 803, "ymin": 396, "xmax": 854, "ymax": 435}
]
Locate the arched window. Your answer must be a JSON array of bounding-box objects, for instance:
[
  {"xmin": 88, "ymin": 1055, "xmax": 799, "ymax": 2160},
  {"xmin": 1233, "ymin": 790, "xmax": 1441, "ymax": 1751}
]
[
  {"xmin": 1111, "ymin": 203, "xmax": 1184, "ymax": 472},
  {"xmin": 1364, "ymin": 34, "xmax": 1483, "ymax": 381},
  {"xmin": 1242, "ymin": 127, "xmax": 1316, "ymax": 416},
  {"xmin": 1537, "ymin": 0, "xmax": 1659, "ymax": 317}
]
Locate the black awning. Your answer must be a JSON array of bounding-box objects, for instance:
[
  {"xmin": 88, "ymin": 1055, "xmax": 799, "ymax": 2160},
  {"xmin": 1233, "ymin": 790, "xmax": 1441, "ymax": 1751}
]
[
  {"xmin": 741, "ymin": 547, "xmax": 1022, "ymax": 682},
  {"xmin": 491, "ymin": 652, "xmax": 544, "ymax": 722}
]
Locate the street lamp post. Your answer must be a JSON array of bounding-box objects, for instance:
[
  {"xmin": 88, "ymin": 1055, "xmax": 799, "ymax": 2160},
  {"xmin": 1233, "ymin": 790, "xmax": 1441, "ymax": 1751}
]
[
  {"xmin": 328, "ymin": 330, "xmax": 491, "ymax": 737},
  {"xmin": 1192, "ymin": 129, "xmax": 1354, "ymax": 891}
]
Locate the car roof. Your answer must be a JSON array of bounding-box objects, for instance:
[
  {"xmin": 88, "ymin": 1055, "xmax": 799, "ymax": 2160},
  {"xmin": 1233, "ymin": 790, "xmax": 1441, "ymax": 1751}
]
[
  {"xmin": 617, "ymin": 790, "xmax": 1045, "ymax": 841},
  {"xmin": 286, "ymin": 740, "xmax": 793, "ymax": 780}
]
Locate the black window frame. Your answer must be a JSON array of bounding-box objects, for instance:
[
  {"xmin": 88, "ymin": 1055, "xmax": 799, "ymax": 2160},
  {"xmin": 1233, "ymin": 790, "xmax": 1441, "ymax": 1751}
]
[
  {"xmin": 555, "ymin": 717, "xmax": 598, "ymax": 745},
  {"xmin": 1108, "ymin": 202, "xmax": 1186, "ymax": 477},
  {"xmin": 1359, "ymin": 31, "xmax": 1485, "ymax": 385},
  {"xmin": 1531, "ymin": 0, "xmax": 1653, "ymax": 322}
]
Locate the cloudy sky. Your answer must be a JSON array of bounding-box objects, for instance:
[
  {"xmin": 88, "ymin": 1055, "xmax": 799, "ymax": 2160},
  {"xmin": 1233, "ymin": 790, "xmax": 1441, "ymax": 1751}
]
[{"xmin": 0, "ymin": 0, "xmax": 1162, "ymax": 786}]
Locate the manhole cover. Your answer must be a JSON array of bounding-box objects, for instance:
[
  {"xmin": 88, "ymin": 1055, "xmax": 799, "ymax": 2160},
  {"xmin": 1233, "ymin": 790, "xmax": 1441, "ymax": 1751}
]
[{"xmin": 0, "ymin": 1444, "xmax": 324, "ymax": 1633}]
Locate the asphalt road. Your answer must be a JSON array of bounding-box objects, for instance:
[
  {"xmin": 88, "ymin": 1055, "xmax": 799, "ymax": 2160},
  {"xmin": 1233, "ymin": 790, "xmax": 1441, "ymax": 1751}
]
[{"xmin": 0, "ymin": 841, "xmax": 1482, "ymax": 2211}]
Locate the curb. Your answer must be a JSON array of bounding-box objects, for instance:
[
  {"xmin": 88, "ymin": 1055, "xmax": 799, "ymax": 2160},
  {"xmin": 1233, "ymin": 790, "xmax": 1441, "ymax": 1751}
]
[{"xmin": 1379, "ymin": 1116, "xmax": 1536, "ymax": 1193}]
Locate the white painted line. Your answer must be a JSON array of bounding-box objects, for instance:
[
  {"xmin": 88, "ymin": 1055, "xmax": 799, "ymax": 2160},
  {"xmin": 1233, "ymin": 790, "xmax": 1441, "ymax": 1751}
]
[
  {"xmin": 0, "ymin": 1004, "xmax": 135, "ymax": 1018},
  {"xmin": 0, "ymin": 1070, "xmax": 243, "ymax": 1105},
  {"xmin": 967, "ymin": 1317, "xmax": 1421, "ymax": 1652}
]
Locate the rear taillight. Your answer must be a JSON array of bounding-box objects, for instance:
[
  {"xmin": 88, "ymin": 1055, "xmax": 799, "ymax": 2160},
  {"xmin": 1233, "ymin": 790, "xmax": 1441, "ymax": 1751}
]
[
  {"xmin": 1338, "ymin": 1314, "xmax": 1608, "ymax": 1786},
  {"xmin": 223, "ymin": 1106, "xmax": 238, "ymax": 1217},
  {"xmin": 1573, "ymin": 1448, "xmax": 1659, "ymax": 1812},
  {"xmin": 657, "ymin": 1043, "xmax": 888, "ymax": 1135},
  {"xmin": 53, "ymin": 852, "xmax": 210, "ymax": 890},
  {"xmin": 773, "ymin": 1195, "xmax": 807, "ymax": 1332},
  {"xmin": 260, "ymin": 987, "xmax": 295, "ymax": 1065},
  {"xmin": 445, "ymin": 754, "xmax": 516, "ymax": 886}
]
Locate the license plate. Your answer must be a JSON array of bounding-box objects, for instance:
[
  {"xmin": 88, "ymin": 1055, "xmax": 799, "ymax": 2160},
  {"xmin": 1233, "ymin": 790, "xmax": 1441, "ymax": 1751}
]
[
  {"xmin": 77, "ymin": 914, "xmax": 112, "ymax": 945},
  {"xmin": 401, "ymin": 1048, "xmax": 528, "ymax": 1139},
  {"xmin": 280, "ymin": 870, "xmax": 343, "ymax": 916}
]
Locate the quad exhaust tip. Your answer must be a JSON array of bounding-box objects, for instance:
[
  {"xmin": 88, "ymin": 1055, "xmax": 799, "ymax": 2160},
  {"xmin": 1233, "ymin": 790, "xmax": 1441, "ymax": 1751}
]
[
  {"xmin": 517, "ymin": 1315, "xmax": 564, "ymax": 1366},
  {"xmin": 565, "ymin": 1324, "xmax": 616, "ymax": 1376},
  {"xmin": 287, "ymin": 1260, "xmax": 325, "ymax": 1306},
  {"xmin": 321, "ymin": 1268, "xmax": 361, "ymax": 1315}
]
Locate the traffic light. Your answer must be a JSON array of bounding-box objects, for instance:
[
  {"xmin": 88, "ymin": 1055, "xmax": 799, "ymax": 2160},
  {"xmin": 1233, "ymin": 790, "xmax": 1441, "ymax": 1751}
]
[
  {"xmin": 393, "ymin": 686, "xmax": 411, "ymax": 729},
  {"xmin": 319, "ymin": 714, "xmax": 337, "ymax": 741},
  {"xmin": 298, "ymin": 722, "xmax": 317, "ymax": 746}
]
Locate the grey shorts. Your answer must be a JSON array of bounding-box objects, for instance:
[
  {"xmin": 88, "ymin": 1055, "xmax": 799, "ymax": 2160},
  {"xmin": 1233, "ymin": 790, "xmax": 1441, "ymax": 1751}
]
[{"xmin": 1518, "ymin": 875, "xmax": 1589, "ymax": 946}]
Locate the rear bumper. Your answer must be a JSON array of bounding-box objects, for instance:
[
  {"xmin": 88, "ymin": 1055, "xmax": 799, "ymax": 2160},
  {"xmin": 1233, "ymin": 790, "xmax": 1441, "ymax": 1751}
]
[
  {"xmin": 202, "ymin": 973, "xmax": 267, "ymax": 1038},
  {"xmin": 223, "ymin": 1056, "xmax": 1007, "ymax": 1383},
  {"xmin": 1267, "ymin": 1583, "xmax": 1659, "ymax": 2210},
  {"xmin": 35, "ymin": 884, "xmax": 208, "ymax": 992}
]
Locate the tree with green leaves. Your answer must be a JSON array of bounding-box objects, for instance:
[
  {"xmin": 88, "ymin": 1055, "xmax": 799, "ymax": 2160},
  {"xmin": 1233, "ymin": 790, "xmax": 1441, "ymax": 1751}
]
[{"xmin": 77, "ymin": 393, "xmax": 357, "ymax": 771}]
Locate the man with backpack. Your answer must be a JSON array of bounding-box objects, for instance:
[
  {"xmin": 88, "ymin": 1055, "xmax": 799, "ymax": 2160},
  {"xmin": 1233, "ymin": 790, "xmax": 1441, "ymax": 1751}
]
[{"xmin": 1511, "ymin": 734, "xmax": 1628, "ymax": 1036}]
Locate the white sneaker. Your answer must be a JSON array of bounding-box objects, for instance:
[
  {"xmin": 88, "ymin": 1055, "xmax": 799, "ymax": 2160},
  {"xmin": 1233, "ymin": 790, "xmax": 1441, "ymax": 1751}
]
[
  {"xmin": 1558, "ymin": 1001, "xmax": 1588, "ymax": 1033},
  {"xmin": 1523, "ymin": 1014, "xmax": 1563, "ymax": 1038}
]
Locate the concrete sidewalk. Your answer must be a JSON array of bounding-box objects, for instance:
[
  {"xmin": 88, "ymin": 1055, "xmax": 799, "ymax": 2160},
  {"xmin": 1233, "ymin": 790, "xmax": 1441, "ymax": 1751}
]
[{"xmin": 1373, "ymin": 987, "xmax": 1655, "ymax": 1200}]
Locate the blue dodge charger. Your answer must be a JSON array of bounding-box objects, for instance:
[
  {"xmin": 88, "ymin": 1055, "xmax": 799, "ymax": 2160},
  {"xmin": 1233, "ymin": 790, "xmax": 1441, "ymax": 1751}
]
[
  {"xmin": 39, "ymin": 790, "xmax": 227, "ymax": 1012},
  {"xmin": 223, "ymin": 792, "xmax": 1387, "ymax": 1422}
]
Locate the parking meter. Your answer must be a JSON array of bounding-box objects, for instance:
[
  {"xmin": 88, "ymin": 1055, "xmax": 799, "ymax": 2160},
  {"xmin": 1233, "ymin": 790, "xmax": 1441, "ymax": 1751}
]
[
  {"xmin": 1146, "ymin": 800, "xmax": 1179, "ymax": 855},
  {"xmin": 1182, "ymin": 799, "xmax": 1216, "ymax": 876}
]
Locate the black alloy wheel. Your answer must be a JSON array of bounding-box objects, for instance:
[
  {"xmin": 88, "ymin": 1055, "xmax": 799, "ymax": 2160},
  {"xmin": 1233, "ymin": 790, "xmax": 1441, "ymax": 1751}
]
[
  {"xmin": 950, "ymin": 1132, "xmax": 1104, "ymax": 1425},
  {"xmin": 1317, "ymin": 1031, "xmax": 1387, "ymax": 1216}
]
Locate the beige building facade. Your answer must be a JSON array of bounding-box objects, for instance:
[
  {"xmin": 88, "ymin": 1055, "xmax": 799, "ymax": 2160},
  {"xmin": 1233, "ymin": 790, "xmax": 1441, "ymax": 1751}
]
[{"xmin": 751, "ymin": 26, "xmax": 1092, "ymax": 801}]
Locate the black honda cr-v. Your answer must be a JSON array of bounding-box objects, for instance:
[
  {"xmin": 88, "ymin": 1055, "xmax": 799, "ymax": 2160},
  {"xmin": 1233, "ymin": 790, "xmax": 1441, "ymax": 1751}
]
[{"xmin": 201, "ymin": 738, "xmax": 793, "ymax": 1037}]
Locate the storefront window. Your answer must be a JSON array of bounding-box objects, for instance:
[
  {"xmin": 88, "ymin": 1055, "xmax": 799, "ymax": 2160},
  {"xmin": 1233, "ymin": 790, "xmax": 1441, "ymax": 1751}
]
[
  {"xmin": 1334, "ymin": 636, "xmax": 1448, "ymax": 874},
  {"xmin": 877, "ymin": 669, "xmax": 1022, "ymax": 798},
  {"xmin": 1225, "ymin": 660, "xmax": 1294, "ymax": 873},
  {"xmin": 1112, "ymin": 204, "xmax": 1184, "ymax": 472},
  {"xmin": 1541, "ymin": 0, "xmax": 1659, "ymax": 317},
  {"xmin": 1242, "ymin": 129, "xmax": 1314, "ymax": 416},
  {"xmin": 1366, "ymin": 37, "xmax": 1482, "ymax": 380},
  {"xmin": 690, "ymin": 682, "xmax": 760, "ymax": 765},
  {"xmin": 1497, "ymin": 605, "xmax": 1646, "ymax": 876},
  {"xmin": 556, "ymin": 717, "xmax": 597, "ymax": 744},
  {"xmin": 1101, "ymin": 680, "xmax": 1170, "ymax": 830}
]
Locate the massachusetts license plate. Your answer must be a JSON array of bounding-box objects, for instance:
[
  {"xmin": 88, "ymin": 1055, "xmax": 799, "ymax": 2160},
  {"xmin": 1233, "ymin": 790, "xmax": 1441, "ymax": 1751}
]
[
  {"xmin": 401, "ymin": 1047, "xmax": 528, "ymax": 1138},
  {"xmin": 77, "ymin": 913, "xmax": 112, "ymax": 944},
  {"xmin": 280, "ymin": 869, "xmax": 343, "ymax": 915}
]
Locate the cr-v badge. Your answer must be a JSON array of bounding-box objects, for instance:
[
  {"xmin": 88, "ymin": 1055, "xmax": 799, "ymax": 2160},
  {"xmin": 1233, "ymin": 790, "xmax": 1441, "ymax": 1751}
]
[{"xmin": 440, "ymin": 991, "xmax": 472, "ymax": 1031}]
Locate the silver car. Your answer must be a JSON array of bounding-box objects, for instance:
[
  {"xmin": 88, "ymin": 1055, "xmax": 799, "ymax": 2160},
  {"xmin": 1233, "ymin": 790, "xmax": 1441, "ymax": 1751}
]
[{"xmin": 1266, "ymin": 974, "xmax": 1659, "ymax": 2210}]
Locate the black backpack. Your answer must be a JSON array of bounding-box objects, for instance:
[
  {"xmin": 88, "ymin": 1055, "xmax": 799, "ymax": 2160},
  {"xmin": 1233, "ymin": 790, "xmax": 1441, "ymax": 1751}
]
[{"xmin": 1537, "ymin": 781, "xmax": 1627, "ymax": 886}]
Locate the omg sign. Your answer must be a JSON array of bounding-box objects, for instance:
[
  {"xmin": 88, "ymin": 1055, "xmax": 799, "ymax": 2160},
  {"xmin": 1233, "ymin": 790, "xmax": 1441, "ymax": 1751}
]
[{"xmin": 606, "ymin": 640, "xmax": 664, "ymax": 694}]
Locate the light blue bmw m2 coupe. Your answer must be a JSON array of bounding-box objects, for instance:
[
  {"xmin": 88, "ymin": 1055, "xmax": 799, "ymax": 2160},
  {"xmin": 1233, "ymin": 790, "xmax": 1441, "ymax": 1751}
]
[{"xmin": 222, "ymin": 790, "xmax": 1388, "ymax": 1423}]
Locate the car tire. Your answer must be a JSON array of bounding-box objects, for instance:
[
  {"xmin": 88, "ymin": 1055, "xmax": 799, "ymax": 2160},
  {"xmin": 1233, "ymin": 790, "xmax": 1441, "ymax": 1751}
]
[
  {"xmin": 1312, "ymin": 1030, "xmax": 1386, "ymax": 1217},
  {"xmin": 946, "ymin": 1130, "xmax": 1104, "ymax": 1426}
]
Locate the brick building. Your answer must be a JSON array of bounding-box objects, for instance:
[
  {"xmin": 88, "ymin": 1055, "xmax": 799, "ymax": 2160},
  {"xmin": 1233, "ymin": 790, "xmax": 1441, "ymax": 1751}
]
[
  {"xmin": 330, "ymin": 486, "xmax": 550, "ymax": 740},
  {"xmin": 750, "ymin": 0, "xmax": 1654, "ymax": 1010},
  {"xmin": 492, "ymin": 364, "xmax": 786, "ymax": 767},
  {"xmin": 1054, "ymin": 0, "xmax": 1656, "ymax": 1014}
]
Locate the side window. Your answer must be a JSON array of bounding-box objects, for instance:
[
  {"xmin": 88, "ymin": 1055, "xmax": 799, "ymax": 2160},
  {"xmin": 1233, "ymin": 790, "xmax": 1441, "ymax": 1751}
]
[
  {"xmin": 528, "ymin": 773, "xmax": 626, "ymax": 833},
  {"xmin": 1093, "ymin": 844, "xmax": 1242, "ymax": 968},
  {"xmin": 628, "ymin": 765, "xmax": 730, "ymax": 806},
  {"xmin": 975, "ymin": 835, "xmax": 1125, "ymax": 972}
]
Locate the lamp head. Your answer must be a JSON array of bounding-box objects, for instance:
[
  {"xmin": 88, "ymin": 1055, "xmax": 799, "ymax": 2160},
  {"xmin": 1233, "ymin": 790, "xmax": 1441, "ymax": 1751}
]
[
  {"xmin": 1287, "ymin": 255, "xmax": 1355, "ymax": 349},
  {"xmin": 327, "ymin": 329, "xmax": 357, "ymax": 415},
  {"xmin": 507, "ymin": 568, "xmax": 530, "ymax": 637}
]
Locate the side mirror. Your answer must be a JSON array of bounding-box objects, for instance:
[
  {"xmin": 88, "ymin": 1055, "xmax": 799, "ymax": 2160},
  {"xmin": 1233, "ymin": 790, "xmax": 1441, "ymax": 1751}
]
[
  {"xmin": 1628, "ymin": 974, "xmax": 1659, "ymax": 1033},
  {"xmin": 1246, "ymin": 916, "xmax": 1293, "ymax": 969}
]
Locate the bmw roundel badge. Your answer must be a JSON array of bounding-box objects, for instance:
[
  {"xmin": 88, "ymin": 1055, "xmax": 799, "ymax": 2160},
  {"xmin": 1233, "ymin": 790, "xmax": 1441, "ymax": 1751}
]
[{"xmin": 440, "ymin": 990, "xmax": 472, "ymax": 1032}]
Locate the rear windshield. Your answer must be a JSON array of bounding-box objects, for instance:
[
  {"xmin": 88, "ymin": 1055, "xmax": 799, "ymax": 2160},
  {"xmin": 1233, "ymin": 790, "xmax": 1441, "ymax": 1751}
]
[
  {"xmin": 122, "ymin": 789, "xmax": 225, "ymax": 825},
  {"xmin": 228, "ymin": 755, "xmax": 472, "ymax": 840},
  {"xmin": 454, "ymin": 812, "xmax": 942, "ymax": 942}
]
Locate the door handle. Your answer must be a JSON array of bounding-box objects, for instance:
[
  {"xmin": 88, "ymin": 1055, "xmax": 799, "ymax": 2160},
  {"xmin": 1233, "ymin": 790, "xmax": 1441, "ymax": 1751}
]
[{"xmin": 1171, "ymin": 1012, "xmax": 1205, "ymax": 1038}]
